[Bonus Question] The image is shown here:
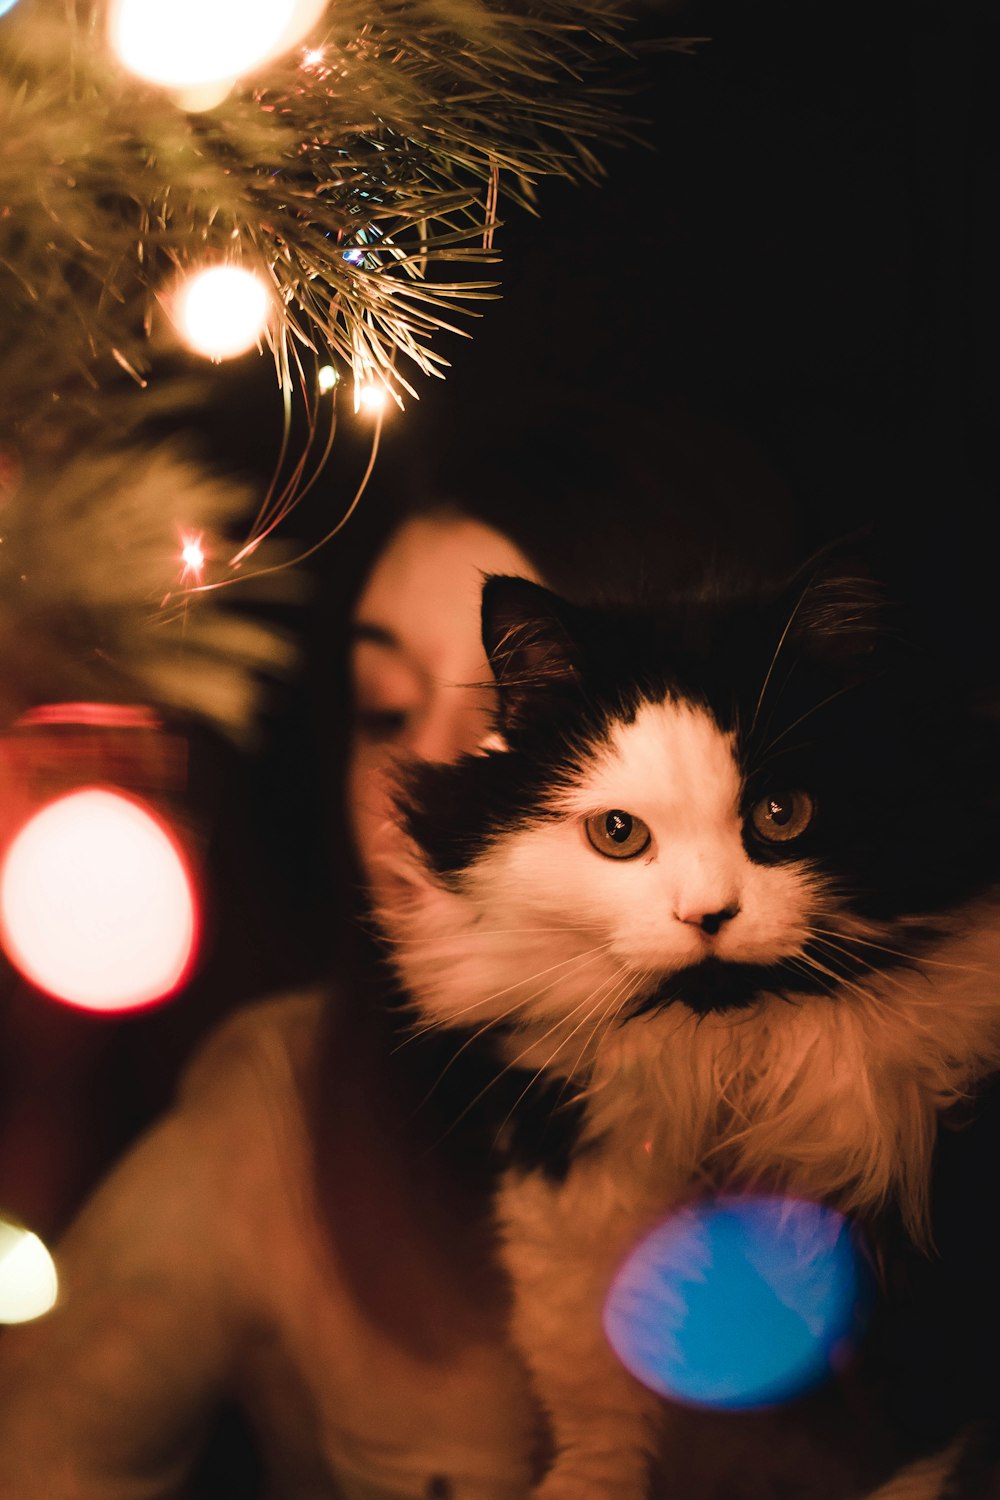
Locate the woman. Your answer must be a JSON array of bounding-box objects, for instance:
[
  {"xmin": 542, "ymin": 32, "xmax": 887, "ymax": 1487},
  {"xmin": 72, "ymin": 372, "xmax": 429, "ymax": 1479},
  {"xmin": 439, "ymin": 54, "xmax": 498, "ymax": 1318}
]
[{"xmin": 0, "ymin": 504, "xmax": 549, "ymax": 1500}]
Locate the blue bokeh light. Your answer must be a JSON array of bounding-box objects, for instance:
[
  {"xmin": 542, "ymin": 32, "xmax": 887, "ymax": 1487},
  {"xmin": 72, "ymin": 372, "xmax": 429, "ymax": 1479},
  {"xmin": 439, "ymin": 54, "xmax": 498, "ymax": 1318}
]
[
  {"xmin": 0, "ymin": 0, "xmax": 22, "ymax": 16},
  {"xmin": 603, "ymin": 1194, "xmax": 870, "ymax": 1411}
]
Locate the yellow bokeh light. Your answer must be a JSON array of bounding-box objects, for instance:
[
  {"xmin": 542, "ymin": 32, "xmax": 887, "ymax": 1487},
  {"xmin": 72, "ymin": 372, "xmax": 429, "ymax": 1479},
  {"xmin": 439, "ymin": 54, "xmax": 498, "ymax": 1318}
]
[
  {"xmin": 180, "ymin": 533, "xmax": 206, "ymax": 577},
  {"xmin": 109, "ymin": 0, "xmax": 326, "ymax": 90},
  {"xmin": 0, "ymin": 1218, "xmax": 58, "ymax": 1325},
  {"xmin": 173, "ymin": 266, "xmax": 271, "ymax": 362},
  {"xmin": 318, "ymin": 363, "xmax": 338, "ymax": 393},
  {"xmin": 356, "ymin": 383, "xmax": 388, "ymax": 415}
]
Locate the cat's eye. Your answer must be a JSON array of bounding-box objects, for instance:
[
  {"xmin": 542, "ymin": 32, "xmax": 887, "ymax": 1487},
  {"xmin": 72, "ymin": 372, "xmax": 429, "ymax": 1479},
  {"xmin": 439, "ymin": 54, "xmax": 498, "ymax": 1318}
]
[
  {"xmin": 584, "ymin": 810, "xmax": 651, "ymax": 860},
  {"xmin": 748, "ymin": 789, "xmax": 815, "ymax": 844}
]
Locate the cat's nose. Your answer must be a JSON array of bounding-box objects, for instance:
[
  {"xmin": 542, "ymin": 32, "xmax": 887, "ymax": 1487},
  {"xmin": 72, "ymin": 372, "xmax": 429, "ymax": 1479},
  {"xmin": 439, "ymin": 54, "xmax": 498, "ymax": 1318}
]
[{"xmin": 677, "ymin": 904, "xmax": 741, "ymax": 936}]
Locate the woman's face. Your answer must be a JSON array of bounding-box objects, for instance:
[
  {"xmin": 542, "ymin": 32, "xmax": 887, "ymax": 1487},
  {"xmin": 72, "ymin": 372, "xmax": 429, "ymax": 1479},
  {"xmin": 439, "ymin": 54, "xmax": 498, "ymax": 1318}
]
[{"xmin": 347, "ymin": 513, "xmax": 535, "ymax": 906}]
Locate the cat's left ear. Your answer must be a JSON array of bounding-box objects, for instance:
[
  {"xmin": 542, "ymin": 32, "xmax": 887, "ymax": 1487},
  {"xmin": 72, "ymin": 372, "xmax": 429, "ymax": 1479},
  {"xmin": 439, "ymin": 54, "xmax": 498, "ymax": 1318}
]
[
  {"xmin": 785, "ymin": 534, "xmax": 893, "ymax": 667},
  {"xmin": 481, "ymin": 575, "xmax": 583, "ymax": 733}
]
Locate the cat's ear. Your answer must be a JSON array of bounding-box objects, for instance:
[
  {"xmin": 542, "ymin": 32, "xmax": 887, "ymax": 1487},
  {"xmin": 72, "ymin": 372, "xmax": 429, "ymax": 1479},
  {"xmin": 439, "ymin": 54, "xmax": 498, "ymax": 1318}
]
[
  {"xmin": 481, "ymin": 575, "xmax": 583, "ymax": 732},
  {"xmin": 785, "ymin": 534, "xmax": 891, "ymax": 667}
]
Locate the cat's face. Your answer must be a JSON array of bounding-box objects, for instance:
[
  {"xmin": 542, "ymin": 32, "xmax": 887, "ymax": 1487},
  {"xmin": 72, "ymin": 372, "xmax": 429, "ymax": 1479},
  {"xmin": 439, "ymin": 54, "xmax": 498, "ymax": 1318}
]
[
  {"xmin": 450, "ymin": 695, "xmax": 826, "ymax": 1006},
  {"xmin": 383, "ymin": 565, "xmax": 998, "ymax": 1030}
]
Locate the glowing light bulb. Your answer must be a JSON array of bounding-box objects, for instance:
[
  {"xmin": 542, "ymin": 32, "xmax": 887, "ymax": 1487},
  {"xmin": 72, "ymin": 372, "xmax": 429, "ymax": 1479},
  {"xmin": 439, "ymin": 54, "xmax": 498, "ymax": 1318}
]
[
  {"xmin": 180, "ymin": 532, "xmax": 206, "ymax": 580},
  {"xmin": 356, "ymin": 382, "xmax": 388, "ymax": 415},
  {"xmin": 318, "ymin": 364, "xmax": 338, "ymax": 393},
  {"xmin": 173, "ymin": 265, "xmax": 271, "ymax": 361},
  {"xmin": 603, "ymin": 1194, "xmax": 869, "ymax": 1411},
  {"xmin": 0, "ymin": 1218, "xmax": 58, "ymax": 1325},
  {"xmin": 109, "ymin": 0, "xmax": 326, "ymax": 90},
  {"xmin": 0, "ymin": 787, "xmax": 198, "ymax": 1014}
]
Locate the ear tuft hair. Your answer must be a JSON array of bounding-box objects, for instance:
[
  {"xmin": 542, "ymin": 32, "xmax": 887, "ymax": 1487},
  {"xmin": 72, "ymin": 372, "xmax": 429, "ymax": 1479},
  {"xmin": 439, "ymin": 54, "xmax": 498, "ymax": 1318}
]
[
  {"xmin": 786, "ymin": 532, "xmax": 893, "ymax": 667},
  {"xmin": 480, "ymin": 576, "xmax": 583, "ymax": 733}
]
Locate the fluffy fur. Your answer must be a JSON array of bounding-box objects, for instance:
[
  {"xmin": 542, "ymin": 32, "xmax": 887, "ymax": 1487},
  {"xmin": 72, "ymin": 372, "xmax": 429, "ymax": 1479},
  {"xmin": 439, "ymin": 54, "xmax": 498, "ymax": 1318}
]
[{"xmin": 373, "ymin": 556, "xmax": 1000, "ymax": 1499}]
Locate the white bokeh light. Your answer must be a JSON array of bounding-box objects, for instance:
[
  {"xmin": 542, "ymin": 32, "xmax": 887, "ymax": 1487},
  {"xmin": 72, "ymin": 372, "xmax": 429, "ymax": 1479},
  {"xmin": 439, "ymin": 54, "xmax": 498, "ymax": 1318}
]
[
  {"xmin": 0, "ymin": 1218, "xmax": 59, "ymax": 1326},
  {"xmin": 0, "ymin": 788, "xmax": 198, "ymax": 1013},
  {"xmin": 109, "ymin": 0, "xmax": 326, "ymax": 90},
  {"xmin": 173, "ymin": 265, "xmax": 271, "ymax": 361},
  {"xmin": 356, "ymin": 382, "xmax": 388, "ymax": 415}
]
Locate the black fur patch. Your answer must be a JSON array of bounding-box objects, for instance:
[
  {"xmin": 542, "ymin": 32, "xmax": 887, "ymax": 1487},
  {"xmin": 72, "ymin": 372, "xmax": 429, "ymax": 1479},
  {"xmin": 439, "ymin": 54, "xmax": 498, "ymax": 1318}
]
[
  {"xmin": 635, "ymin": 956, "xmax": 803, "ymax": 1016},
  {"xmin": 381, "ymin": 989, "xmax": 590, "ymax": 1185},
  {"xmin": 632, "ymin": 931, "xmax": 941, "ymax": 1018}
]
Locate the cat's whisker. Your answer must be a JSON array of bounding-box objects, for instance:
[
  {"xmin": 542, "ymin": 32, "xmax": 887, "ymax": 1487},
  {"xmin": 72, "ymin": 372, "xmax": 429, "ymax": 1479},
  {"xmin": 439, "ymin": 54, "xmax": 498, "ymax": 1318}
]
[
  {"xmin": 807, "ymin": 937, "xmax": 961, "ymax": 1015},
  {"xmin": 598, "ymin": 971, "xmax": 642, "ymax": 1034},
  {"xmin": 779, "ymin": 953, "xmax": 857, "ymax": 1004},
  {"xmin": 786, "ymin": 952, "xmax": 883, "ymax": 1010},
  {"xmin": 387, "ymin": 924, "xmax": 595, "ymax": 949},
  {"xmin": 784, "ymin": 946, "xmax": 864, "ymax": 990},
  {"xmin": 399, "ymin": 950, "xmax": 622, "ymax": 1121},
  {"xmin": 809, "ymin": 925, "xmax": 989, "ymax": 976},
  {"xmin": 804, "ymin": 932, "xmax": 936, "ymax": 1002},
  {"xmin": 403, "ymin": 1007, "xmax": 535, "ymax": 1124},
  {"xmin": 427, "ymin": 980, "xmax": 625, "ymax": 1144},
  {"xmin": 748, "ymin": 584, "xmax": 811, "ymax": 739},
  {"xmin": 392, "ymin": 940, "xmax": 617, "ymax": 1050},
  {"xmin": 572, "ymin": 977, "xmax": 651, "ymax": 1105},
  {"xmin": 795, "ymin": 941, "xmax": 873, "ymax": 984},
  {"xmin": 588, "ymin": 976, "xmax": 643, "ymax": 1070},
  {"xmin": 403, "ymin": 1005, "xmax": 551, "ymax": 1129},
  {"xmin": 775, "ymin": 958, "xmax": 835, "ymax": 1001},
  {"xmin": 805, "ymin": 934, "xmax": 916, "ymax": 993},
  {"xmin": 485, "ymin": 984, "xmax": 629, "ymax": 1149},
  {"xmin": 550, "ymin": 971, "xmax": 641, "ymax": 1112},
  {"xmin": 757, "ymin": 679, "xmax": 863, "ymax": 761}
]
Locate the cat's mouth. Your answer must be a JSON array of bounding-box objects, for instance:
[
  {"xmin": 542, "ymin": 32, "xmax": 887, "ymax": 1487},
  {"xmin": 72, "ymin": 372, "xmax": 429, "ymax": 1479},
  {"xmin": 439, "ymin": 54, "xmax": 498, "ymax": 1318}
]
[{"xmin": 636, "ymin": 957, "xmax": 794, "ymax": 1017}]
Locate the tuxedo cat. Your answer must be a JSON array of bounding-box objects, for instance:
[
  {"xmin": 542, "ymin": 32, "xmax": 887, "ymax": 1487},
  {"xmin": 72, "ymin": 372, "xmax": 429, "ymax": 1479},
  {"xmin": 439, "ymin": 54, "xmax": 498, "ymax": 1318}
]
[{"xmin": 373, "ymin": 552, "xmax": 1000, "ymax": 1499}]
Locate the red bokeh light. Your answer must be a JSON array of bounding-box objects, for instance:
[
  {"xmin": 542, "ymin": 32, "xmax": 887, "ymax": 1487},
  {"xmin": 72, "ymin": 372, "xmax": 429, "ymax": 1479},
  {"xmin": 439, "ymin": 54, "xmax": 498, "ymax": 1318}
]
[{"xmin": 0, "ymin": 786, "xmax": 199, "ymax": 1013}]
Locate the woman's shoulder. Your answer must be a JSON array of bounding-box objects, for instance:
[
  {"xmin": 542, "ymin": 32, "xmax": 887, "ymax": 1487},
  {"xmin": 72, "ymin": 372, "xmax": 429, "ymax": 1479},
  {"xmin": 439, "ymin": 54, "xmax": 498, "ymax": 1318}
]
[
  {"xmin": 179, "ymin": 986, "xmax": 329, "ymax": 1109},
  {"xmin": 29, "ymin": 988, "xmax": 343, "ymax": 1336}
]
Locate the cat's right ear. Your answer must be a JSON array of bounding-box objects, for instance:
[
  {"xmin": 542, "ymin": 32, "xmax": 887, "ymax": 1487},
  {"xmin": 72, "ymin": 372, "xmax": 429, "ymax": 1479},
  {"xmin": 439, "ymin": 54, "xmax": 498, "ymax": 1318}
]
[{"xmin": 481, "ymin": 575, "xmax": 583, "ymax": 734}]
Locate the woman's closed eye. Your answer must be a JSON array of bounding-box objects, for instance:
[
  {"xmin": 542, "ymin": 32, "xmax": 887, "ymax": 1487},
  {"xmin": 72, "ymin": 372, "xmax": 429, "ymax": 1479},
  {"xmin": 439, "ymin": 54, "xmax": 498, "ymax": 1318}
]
[
  {"xmin": 350, "ymin": 635, "xmax": 427, "ymax": 748},
  {"xmin": 354, "ymin": 706, "xmax": 413, "ymax": 744}
]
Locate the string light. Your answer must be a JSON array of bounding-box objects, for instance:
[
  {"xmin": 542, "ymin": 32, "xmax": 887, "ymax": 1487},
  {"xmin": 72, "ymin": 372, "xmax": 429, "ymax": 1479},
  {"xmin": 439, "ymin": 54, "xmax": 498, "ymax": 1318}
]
[
  {"xmin": 108, "ymin": 0, "xmax": 325, "ymax": 91},
  {"xmin": 170, "ymin": 79, "xmax": 234, "ymax": 113},
  {"xmin": 0, "ymin": 1217, "xmax": 58, "ymax": 1325},
  {"xmin": 356, "ymin": 382, "xmax": 389, "ymax": 415},
  {"xmin": 172, "ymin": 265, "xmax": 272, "ymax": 362},
  {"xmin": 0, "ymin": 788, "xmax": 198, "ymax": 1014},
  {"xmin": 179, "ymin": 532, "xmax": 206, "ymax": 582},
  {"xmin": 317, "ymin": 364, "xmax": 338, "ymax": 394}
]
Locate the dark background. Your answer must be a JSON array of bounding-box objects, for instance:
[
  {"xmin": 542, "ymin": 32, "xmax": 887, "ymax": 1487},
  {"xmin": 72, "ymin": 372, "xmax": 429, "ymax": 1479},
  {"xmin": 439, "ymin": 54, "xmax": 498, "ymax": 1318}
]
[
  {"xmin": 206, "ymin": 0, "xmax": 998, "ymax": 666},
  {"xmin": 3, "ymin": 0, "xmax": 997, "ymax": 1239}
]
